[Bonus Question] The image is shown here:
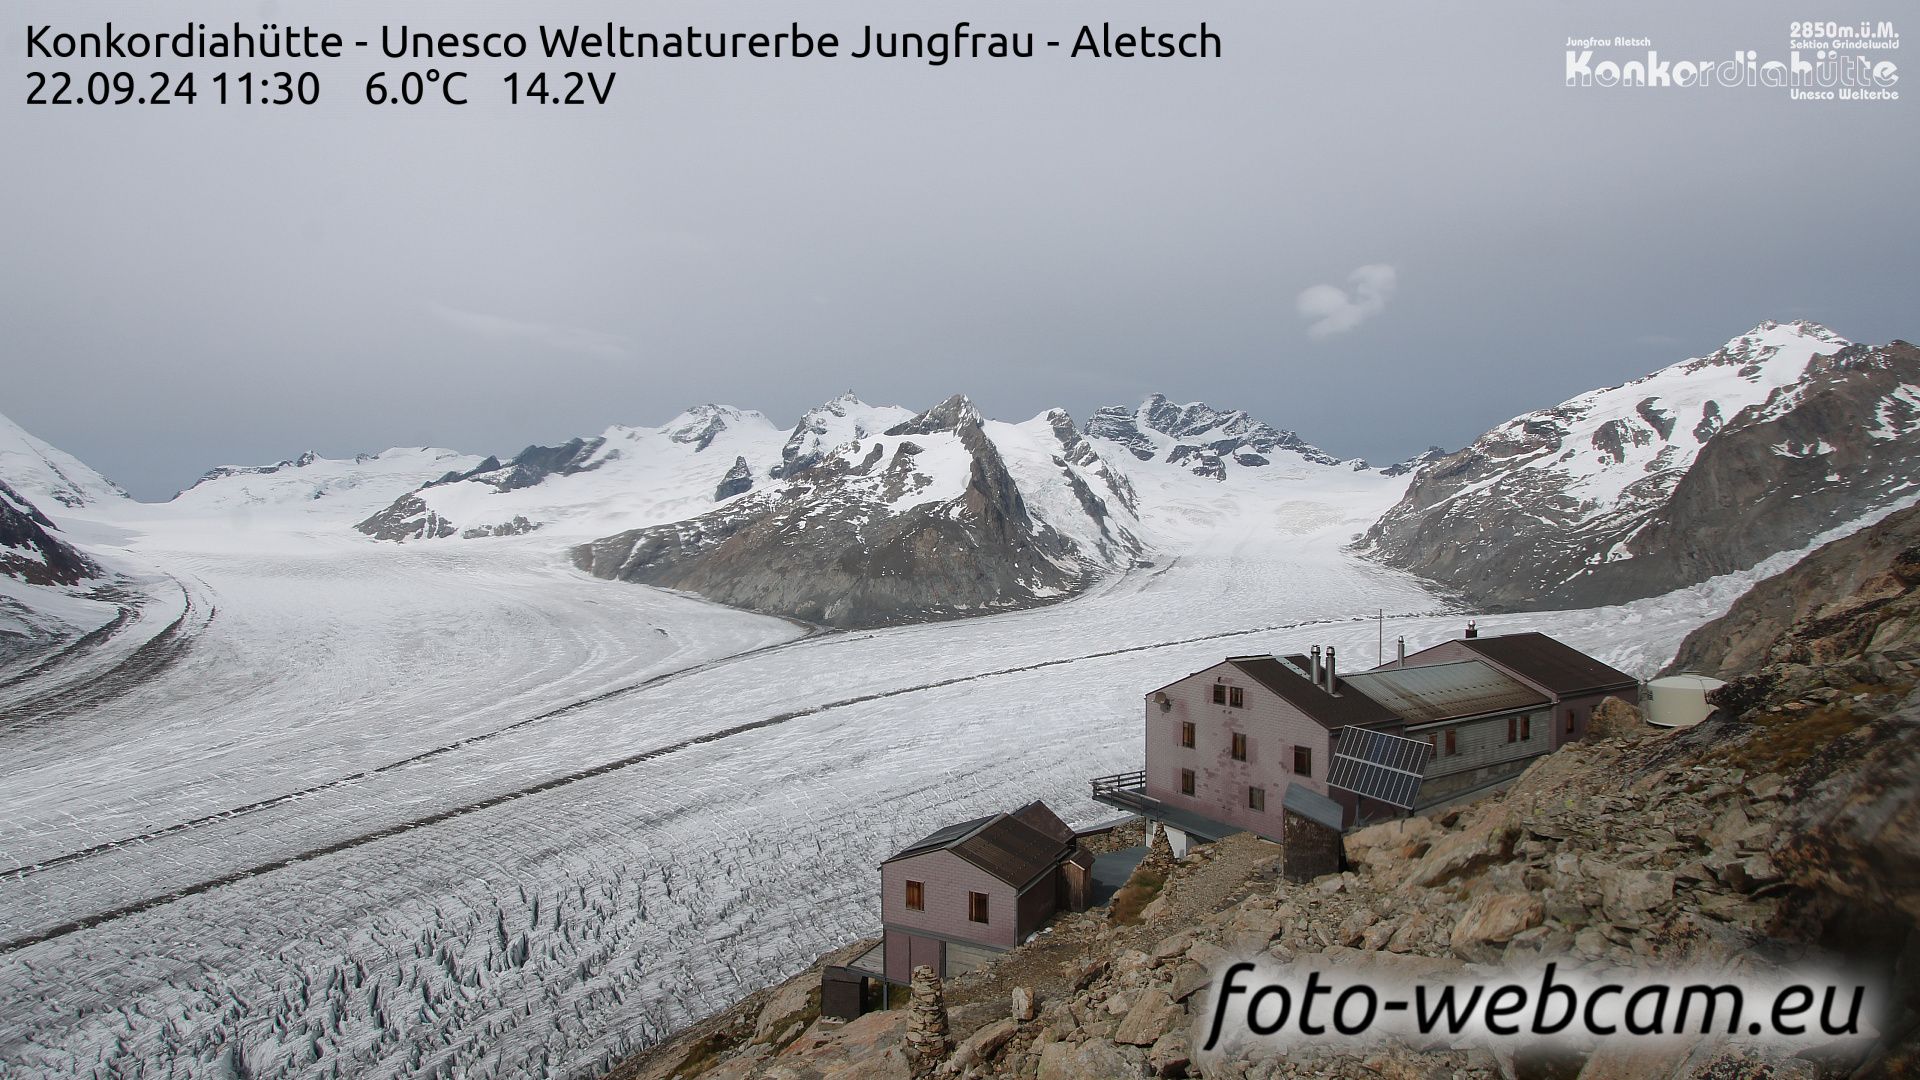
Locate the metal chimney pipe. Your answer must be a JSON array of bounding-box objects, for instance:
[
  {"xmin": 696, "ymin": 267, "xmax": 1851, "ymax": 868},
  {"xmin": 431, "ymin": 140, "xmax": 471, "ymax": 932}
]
[
  {"xmin": 1309, "ymin": 645, "xmax": 1322, "ymax": 685},
  {"xmin": 1324, "ymin": 646, "xmax": 1337, "ymax": 692},
  {"xmin": 1465, "ymin": 620, "xmax": 1478, "ymax": 639},
  {"xmin": 1396, "ymin": 636, "xmax": 1406, "ymax": 667}
]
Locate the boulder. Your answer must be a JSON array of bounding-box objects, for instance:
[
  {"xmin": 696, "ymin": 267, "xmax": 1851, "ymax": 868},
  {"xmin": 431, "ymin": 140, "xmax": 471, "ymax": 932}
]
[
  {"xmin": 1147, "ymin": 1030, "xmax": 1191, "ymax": 1078},
  {"xmin": 947, "ymin": 1018, "xmax": 1019, "ymax": 1071},
  {"xmin": 1114, "ymin": 991, "xmax": 1178, "ymax": 1047},
  {"xmin": 1185, "ymin": 940, "xmax": 1228, "ymax": 969},
  {"xmin": 1448, "ymin": 893, "xmax": 1544, "ymax": 961},
  {"xmin": 1589, "ymin": 696, "xmax": 1648, "ymax": 739},
  {"xmin": 1038, "ymin": 1039, "xmax": 1144, "ymax": 1080},
  {"xmin": 1406, "ymin": 817, "xmax": 1521, "ymax": 888},
  {"xmin": 1597, "ymin": 867, "xmax": 1675, "ymax": 924}
]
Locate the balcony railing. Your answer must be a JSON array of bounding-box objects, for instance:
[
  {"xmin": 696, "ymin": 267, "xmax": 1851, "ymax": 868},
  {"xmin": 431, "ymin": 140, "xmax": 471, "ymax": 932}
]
[{"xmin": 1089, "ymin": 770, "xmax": 1146, "ymax": 797}]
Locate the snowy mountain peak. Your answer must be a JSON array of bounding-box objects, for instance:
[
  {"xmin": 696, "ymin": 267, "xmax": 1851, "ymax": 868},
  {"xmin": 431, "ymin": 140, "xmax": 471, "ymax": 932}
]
[
  {"xmin": 773, "ymin": 393, "xmax": 915, "ymax": 479},
  {"xmin": 0, "ymin": 410, "xmax": 127, "ymax": 510},
  {"xmin": 186, "ymin": 450, "xmax": 325, "ymax": 490},
  {"xmin": 1084, "ymin": 394, "xmax": 1342, "ymax": 479},
  {"xmin": 661, "ymin": 404, "xmax": 769, "ymax": 452},
  {"xmin": 1670, "ymin": 319, "xmax": 1849, "ymax": 381},
  {"xmin": 170, "ymin": 447, "xmax": 487, "ymax": 524},
  {"xmin": 1362, "ymin": 323, "xmax": 1920, "ymax": 613}
]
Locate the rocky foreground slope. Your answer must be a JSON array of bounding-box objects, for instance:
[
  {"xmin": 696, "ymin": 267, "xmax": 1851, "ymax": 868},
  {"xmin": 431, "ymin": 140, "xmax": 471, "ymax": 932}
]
[
  {"xmin": 1361, "ymin": 322, "xmax": 1920, "ymax": 612},
  {"xmin": 609, "ymin": 515, "xmax": 1920, "ymax": 1079},
  {"xmin": 1666, "ymin": 500, "xmax": 1920, "ymax": 680}
]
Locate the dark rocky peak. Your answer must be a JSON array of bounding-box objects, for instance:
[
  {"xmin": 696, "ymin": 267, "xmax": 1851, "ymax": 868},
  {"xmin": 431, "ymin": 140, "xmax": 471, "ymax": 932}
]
[
  {"xmin": 1380, "ymin": 446, "xmax": 1449, "ymax": 478},
  {"xmin": 435, "ymin": 436, "xmax": 610, "ymax": 493},
  {"xmin": 885, "ymin": 394, "xmax": 983, "ymax": 438},
  {"xmin": 713, "ymin": 456, "xmax": 755, "ymax": 501},
  {"xmin": 1084, "ymin": 404, "xmax": 1158, "ymax": 461}
]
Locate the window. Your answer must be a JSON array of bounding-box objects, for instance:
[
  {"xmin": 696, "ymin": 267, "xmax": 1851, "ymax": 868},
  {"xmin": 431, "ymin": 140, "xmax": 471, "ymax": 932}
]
[
  {"xmin": 1212, "ymin": 684, "xmax": 1227, "ymax": 705},
  {"xmin": 905, "ymin": 880, "xmax": 924, "ymax": 911},
  {"xmin": 1228, "ymin": 686, "xmax": 1245, "ymax": 708},
  {"xmin": 1248, "ymin": 786, "xmax": 1265, "ymax": 811},
  {"xmin": 1180, "ymin": 768, "xmax": 1196, "ymax": 796},
  {"xmin": 1427, "ymin": 734, "xmax": 1438, "ymax": 753},
  {"xmin": 1445, "ymin": 729, "xmax": 1457, "ymax": 756},
  {"xmin": 1520, "ymin": 715, "xmax": 1532, "ymax": 741},
  {"xmin": 1565, "ymin": 709, "xmax": 1576, "ymax": 735},
  {"xmin": 1180, "ymin": 721, "xmax": 1196, "ymax": 748},
  {"xmin": 968, "ymin": 891, "xmax": 990, "ymax": 924},
  {"xmin": 1293, "ymin": 747, "xmax": 1312, "ymax": 777},
  {"xmin": 1231, "ymin": 732, "xmax": 1247, "ymax": 761},
  {"xmin": 1507, "ymin": 716, "xmax": 1518, "ymax": 743}
]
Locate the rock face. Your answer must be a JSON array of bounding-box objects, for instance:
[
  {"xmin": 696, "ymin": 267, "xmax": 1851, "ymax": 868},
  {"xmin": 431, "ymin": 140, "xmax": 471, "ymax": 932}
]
[
  {"xmin": 1084, "ymin": 394, "xmax": 1345, "ymax": 479},
  {"xmin": 573, "ymin": 396, "xmax": 1142, "ymax": 629},
  {"xmin": 713, "ymin": 456, "xmax": 755, "ymax": 501},
  {"xmin": 1667, "ymin": 500, "xmax": 1920, "ymax": 679},
  {"xmin": 1662, "ymin": 496, "xmax": 1920, "ymax": 932},
  {"xmin": 1360, "ymin": 322, "xmax": 1920, "ymax": 611},
  {"xmin": 0, "ymin": 480, "xmax": 96, "ymax": 586}
]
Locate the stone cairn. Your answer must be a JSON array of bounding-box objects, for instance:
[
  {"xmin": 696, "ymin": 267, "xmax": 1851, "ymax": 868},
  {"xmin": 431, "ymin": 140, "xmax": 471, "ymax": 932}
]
[
  {"xmin": 1139, "ymin": 821, "xmax": 1177, "ymax": 876},
  {"xmin": 902, "ymin": 964, "xmax": 952, "ymax": 1076}
]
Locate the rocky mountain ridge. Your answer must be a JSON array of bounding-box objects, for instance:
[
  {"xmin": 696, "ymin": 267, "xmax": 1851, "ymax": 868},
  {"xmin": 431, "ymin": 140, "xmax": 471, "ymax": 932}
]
[
  {"xmin": 571, "ymin": 395, "xmax": 1145, "ymax": 629},
  {"xmin": 1360, "ymin": 322, "xmax": 1920, "ymax": 611},
  {"xmin": 171, "ymin": 446, "xmax": 484, "ymax": 523},
  {"xmin": 1084, "ymin": 395, "xmax": 1349, "ymax": 479}
]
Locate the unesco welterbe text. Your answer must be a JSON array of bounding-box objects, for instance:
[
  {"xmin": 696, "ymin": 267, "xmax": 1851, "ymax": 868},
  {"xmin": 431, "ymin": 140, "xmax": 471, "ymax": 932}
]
[{"xmin": 26, "ymin": 21, "xmax": 1224, "ymax": 65}]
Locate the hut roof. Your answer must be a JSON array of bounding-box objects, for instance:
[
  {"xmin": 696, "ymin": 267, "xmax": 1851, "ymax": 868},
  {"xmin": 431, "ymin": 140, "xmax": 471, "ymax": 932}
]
[{"xmin": 1339, "ymin": 659, "xmax": 1549, "ymax": 725}]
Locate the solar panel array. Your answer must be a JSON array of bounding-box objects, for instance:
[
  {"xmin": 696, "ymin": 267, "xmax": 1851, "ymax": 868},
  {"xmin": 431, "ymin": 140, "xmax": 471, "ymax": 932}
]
[{"xmin": 1327, "ymin": 726, "xmax": 1433, "ymax": 809}]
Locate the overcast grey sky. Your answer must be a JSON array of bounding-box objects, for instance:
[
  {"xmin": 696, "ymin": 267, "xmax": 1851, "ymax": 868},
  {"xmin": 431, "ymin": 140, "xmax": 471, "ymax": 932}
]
[{"xmin": 5, "ymin": 0, "xmax": 1915, "ymax": 498}]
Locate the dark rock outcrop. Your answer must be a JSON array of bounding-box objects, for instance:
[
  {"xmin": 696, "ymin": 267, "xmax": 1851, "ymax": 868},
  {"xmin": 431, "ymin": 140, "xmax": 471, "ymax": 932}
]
[
  {"xmin": 1667, "ymin": 501, "xmax": 1920, "ymax": 679},
  {"xmin": 356, "ymin": 493, "xmax": 458, "ymax": 541},
  {"xmin": 713, "ymin": 456, "xmax": 755, "ymax": 501},
  {"xmin": 0, "ymin": 480, "xmax": 97, "ymax": 586}
]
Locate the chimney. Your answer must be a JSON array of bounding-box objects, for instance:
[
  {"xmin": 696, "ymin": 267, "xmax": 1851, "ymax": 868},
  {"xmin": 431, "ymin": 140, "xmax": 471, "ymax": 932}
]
[
  {"xmin": 1309, "ymin": 645, "xmax": 1322, "ymax": 685},
  {"xmin": 1323, "ymin": 646, "xmax": 1337, "ymax": 692},
  {"xmin": 1465, "ymin": 620, "xmax": 1478, "ymax": 639},
  {"xmin": 1396, "ymin": 636, "xmax": 1406, "ymax": 667}
]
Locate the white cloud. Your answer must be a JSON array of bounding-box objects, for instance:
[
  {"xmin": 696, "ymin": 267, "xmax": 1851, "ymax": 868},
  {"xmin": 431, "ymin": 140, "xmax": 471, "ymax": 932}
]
[
  {"xmin": 430, "ymin": 305, "xmax": 631, "ymax": 360},
  {"xmin": 1296, "ymin": 264, "xmax": 1398, "ymax": 339}
]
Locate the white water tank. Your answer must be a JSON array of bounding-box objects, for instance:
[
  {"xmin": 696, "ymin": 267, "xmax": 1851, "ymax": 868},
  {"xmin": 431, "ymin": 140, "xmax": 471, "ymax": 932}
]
[{"xmin": 1646, "ymin": 673, "xmax": 1726, "ymax": 728}]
